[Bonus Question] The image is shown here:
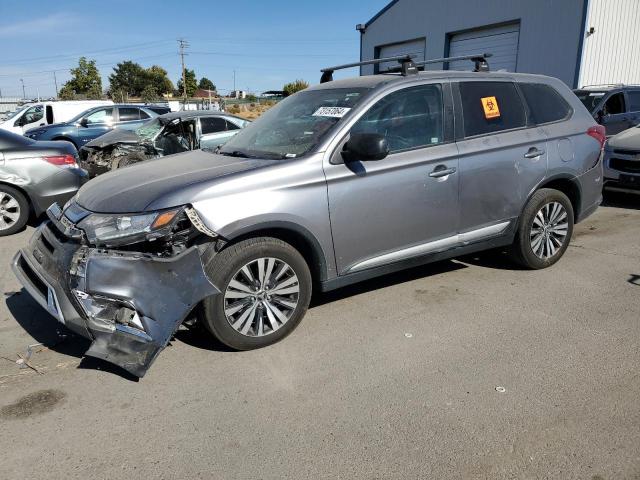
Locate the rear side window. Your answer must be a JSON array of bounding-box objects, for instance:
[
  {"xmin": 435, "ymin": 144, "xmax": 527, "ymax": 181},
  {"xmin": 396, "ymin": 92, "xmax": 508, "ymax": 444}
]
[
  {"xmin": 459, "ymin": 81, "xmax": 526, "ymax": 137},
  {"xmin": 519, "ymin": 83, "xmax": 572, "ymax": 124},
  {"xmin": 201, "ymin": 117, "xmax": 227, "ymax": 134},
  {"xmin": 628, "ymin": 91, "xmax": 640, "ymax": 112},
  {"xmin": 225, "ymin": 120, "xmax": 240, "ymax": 131},
  {"xmin": 119, "ymin": 107, "xmax": 140, "ymax": 122}
]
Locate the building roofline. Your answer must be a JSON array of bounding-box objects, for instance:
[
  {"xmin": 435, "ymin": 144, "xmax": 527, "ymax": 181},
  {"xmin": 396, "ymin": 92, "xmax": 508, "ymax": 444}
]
[{"xmin": 365, "ymin": 0, "xmax": 401, "ymax": 28}]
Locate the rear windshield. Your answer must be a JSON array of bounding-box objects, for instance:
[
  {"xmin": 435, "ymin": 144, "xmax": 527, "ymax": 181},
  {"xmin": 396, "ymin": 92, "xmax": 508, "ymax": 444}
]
[{"xmin": 574, "ymin": 90, "xmax": 606, "ymax": 112}]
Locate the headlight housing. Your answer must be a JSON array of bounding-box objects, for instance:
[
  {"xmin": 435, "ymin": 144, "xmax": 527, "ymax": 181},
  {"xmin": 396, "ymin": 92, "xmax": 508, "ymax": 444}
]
[{"xmin": 77, "ymin": 207, "xmax": 183, "ymax": 247}]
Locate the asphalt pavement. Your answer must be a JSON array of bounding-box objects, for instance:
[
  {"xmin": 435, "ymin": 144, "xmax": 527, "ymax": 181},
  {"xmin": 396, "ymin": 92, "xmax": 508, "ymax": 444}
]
[{"xmin": 1, "ymin": 192, "xmax": 639, "ymax": 479}]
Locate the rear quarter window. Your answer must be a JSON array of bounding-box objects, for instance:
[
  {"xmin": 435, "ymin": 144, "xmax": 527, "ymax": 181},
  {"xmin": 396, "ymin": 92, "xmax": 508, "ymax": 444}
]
[
  {"xmin": 519, "ymin": 83, "xmax": 572, "ymax": 124},
  {"xmin": 459, "ymin": 81, "xmax": 526, "ymax": 137}
]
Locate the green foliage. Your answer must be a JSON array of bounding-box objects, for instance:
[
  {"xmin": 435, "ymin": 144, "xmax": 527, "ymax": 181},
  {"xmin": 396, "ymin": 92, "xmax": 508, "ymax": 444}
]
[
  {"xmin": 198, "ymin": 77, "xmax": 216, "ymax": 91},
  {"xmin": 246, "ymin": 94, "xmax": 257, "ymax": 102},
  {"xmin": 59, "ymin": 57, "xmax": 102, "ymax": 100},
  {"xmin": 283, "ymin": 79, "xmax": 309, "ymax": 96},
  {"xmin": 176, "ymin": 69, "xmax": 198, "ymax": 97},
  {"xmin": 140, "ymin": 85, "xmax": 158, "ymax": 103},
  {"xmin": 108, "ymin": 62, "xmax": 173, "ymax": 99}
]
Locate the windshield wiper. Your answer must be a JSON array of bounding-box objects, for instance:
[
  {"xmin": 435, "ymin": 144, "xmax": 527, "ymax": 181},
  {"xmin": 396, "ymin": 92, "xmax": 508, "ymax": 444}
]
[{"xmin": 218, "ymin": 150, "xmax": 253, "ymax": 158}]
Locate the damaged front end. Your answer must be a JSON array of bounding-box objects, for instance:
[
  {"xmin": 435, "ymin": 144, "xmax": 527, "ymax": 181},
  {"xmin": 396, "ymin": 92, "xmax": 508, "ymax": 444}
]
[
  {"xmin": 12, "ymin": 202, "xmax": 220, "ymax": 377},
  {"xmin": 80, "ymin": 142, "xmax": 156, "ymax": 178}
]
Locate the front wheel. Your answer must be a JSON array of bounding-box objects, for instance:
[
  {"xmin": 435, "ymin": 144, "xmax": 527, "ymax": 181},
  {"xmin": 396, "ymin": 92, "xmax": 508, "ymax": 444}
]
[
  {"xmin": 511, "ymin": 188, "xmax": 574, "ymax": 269},
  {"xmin": 0, "ymin": 185, "xmax": 29, "ymax": 236},
  {"xmin": 201, "ymin": 237, "xmax": 312, "ymax": 350}
]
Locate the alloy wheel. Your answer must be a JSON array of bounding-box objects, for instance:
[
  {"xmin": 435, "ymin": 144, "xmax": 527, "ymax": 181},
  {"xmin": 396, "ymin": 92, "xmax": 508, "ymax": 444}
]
[
  {"xmin": 0, "ymin": 192, "xmax": 21, "ymax": 231},
  {"xmin": 224, "ymin": 257, "xmax": 300, "ymax": 337},
  {"xmin": 529, "ymin": 201, "xmax": 569, "ymax": 259}
]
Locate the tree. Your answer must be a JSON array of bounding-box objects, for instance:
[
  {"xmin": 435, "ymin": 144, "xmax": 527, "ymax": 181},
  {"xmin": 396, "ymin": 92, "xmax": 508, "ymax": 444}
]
[
  {"xmin": 176, "ymin": 68, "xmax": 198, "ymax": 97},
  {"xmin": 108, "ymin": 62, "xmax": 173, "ymax": 100},
  {"xmin": 140, "ymin": 85, "xmax": 158, "ymax": 103},
  {"xmin": 283, "ymin": 79, "xmax": 309, "ymax": 96},
  {"xmin": 198, "ymin": 77, "xmax": 216, "ymax": 91},
  {"xmin": 146, "ymin": 65, "xmax": 173, "ymax": 96},
  {"xmin": 108, "ymin": 61, "xmax": 146, "ymax": 99},
  {"xmin": 59, "ymin": 57, "xmax": 102, "ymax": 100}
]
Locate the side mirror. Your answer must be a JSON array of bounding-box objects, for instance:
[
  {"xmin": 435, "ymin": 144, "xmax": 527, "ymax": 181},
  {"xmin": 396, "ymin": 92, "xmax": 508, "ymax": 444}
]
[
  {"xmin": 79, "ymin": 118, "xmax": 89, "ymax": 127},
  {"xmin": 343, "ymin": 132, "xmax": 389, "ymax": 162}
]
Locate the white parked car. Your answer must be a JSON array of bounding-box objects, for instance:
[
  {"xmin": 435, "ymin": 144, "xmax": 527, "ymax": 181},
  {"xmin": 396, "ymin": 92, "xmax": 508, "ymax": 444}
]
[{"xmin": 0, "ymin": 100, "xmax": 113, "ymax": 134}]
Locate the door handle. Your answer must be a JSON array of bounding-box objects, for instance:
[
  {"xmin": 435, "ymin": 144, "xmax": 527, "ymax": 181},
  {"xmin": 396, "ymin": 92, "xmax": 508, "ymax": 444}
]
[
  {"xmin": 429, "ymin": 165, "xmax": 457, "ymax": 178},
  {"xmin": 524, "ymin": 147, "xmax": 545, "ymax": 159}
]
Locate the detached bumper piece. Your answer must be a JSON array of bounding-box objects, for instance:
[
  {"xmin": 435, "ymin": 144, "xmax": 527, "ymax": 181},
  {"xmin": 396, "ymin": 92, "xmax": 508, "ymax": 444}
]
[{"xmin": 12, "ymin": 221, "xmax": 219, "ymax": 377}]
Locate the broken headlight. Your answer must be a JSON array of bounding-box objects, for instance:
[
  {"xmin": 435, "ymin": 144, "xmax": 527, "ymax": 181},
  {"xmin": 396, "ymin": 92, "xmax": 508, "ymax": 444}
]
[{"xmin": 77, "ymin": 207, "xmax": 183, "ymax": 247}]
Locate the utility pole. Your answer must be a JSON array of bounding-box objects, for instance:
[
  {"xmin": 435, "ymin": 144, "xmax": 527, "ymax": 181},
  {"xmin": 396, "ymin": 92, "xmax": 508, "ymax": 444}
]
[
  {"xmin": 53, "ymin": 71, "xmax": 59, "ymax": 98},
  {"xmin": 20, "ymin": 78, "xmax": 25, "ymax": 99},
  {"xmin": 233, "ymin": 69, "xmax": 236, "ymax": 94},
  {"xmin": 178, "ymin": 38, "xmax": 190, "ymax": 104}
]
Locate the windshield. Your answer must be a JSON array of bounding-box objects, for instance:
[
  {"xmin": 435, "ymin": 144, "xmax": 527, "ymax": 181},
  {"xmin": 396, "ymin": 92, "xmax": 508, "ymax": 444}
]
[
  {"xmin": 4, "ymin": 105, "xmax": 28, "ymax": 121},
  {"xmin": 574, "ymin": 90, "xmax": 606, "ymax": 112},
  {"xmin": 136, "ymin": 117, "xmax": 164, "ymax": 140},
  {"xmin": 219, "ymin": 87, "xmax": 369, "ymax": 159}
]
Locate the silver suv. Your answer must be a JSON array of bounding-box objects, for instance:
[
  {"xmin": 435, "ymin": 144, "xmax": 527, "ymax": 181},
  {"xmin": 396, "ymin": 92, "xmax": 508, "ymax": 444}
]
[{"xmin": 12, "ymin": 63, "xmax": 604, "ymax": 376}]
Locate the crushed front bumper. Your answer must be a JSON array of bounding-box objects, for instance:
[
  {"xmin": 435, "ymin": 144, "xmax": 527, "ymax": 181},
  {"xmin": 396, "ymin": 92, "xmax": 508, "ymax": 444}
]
[{"xmin": 12, "ymin": 220, "xmax": 219, "ymax": 377}]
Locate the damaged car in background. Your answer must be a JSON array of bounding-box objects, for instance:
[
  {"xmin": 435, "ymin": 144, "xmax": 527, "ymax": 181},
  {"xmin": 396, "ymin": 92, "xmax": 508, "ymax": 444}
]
[{"xmin": 79, "ymin": 111, "xmax": 249, "ymax": 177}]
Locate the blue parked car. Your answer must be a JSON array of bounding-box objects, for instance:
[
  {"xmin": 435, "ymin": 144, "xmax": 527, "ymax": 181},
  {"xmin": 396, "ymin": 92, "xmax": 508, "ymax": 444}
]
[{"xmin": 23, "ymin": 104, "xmax": 158, "ymax": 152}]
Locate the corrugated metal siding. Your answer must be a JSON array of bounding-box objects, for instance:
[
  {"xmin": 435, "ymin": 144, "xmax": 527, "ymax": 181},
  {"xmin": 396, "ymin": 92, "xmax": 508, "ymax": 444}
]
[
  {"xmin": 377, "ymin": 38, "xmax": 426, "ymax": 72},
  {"xmin": 448, "ymin": 24, "xmax": 520, "ymax": 72},
  {"xmin": 579, "ymin": 0, "xmax": 640, "ymax": 86}
]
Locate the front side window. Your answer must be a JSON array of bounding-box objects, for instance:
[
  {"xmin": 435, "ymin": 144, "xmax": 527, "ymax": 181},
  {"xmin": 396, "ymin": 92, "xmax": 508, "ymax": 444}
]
[
  {"xmin": 84, "ymin": 108, "xmax": 114, "ymax": 125},
  {"xmin": 200, "ymin": 117, "xmax": 227, "ymax": 134},
  {"xmin": 119, "ymin": 107, "xmax": 140, "ymax": 122},
  {"xmin": 22, "ymin": 106, "xmax": 44, "ymax": 124},
  {"xmin": 351, "ymin": 84, "xmax": 444, "ymax": 153},
  {"xmin": 459, "ymin": 81, "xmax": 526, "ymax": 137},
  {"xmin": 602, "ymin": 92, "xmax": 625, "ymax": 115},
  {"xmin": 574, "ymin": 90, "xmax": 606, "ymax": 112},
  {"xmin": 519, "ymin": 83, "xmax": 571, "ymax": 124},
  {"xmin": 219, "ymin": 87, "xmax": 369, "ymax": 159}
]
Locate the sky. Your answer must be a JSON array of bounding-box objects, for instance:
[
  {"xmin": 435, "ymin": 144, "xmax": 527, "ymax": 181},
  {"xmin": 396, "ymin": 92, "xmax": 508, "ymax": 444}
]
[{"xmin": 0, "ymin": 0, "xmax": 390, "ymax": 99}]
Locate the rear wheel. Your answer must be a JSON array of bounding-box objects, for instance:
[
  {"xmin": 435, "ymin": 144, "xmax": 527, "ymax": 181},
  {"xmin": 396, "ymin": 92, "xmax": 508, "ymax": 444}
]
[
  {"xmin": 201, "ymin": 237, "xmax": 312, "ymax": 350},
  {"xmin": 512, "ymin": 188, "xmax": 574, "ymax": 269},
  {"xmin": 0, "ymin": 185, "xmax": 29, "ymax": 236}
]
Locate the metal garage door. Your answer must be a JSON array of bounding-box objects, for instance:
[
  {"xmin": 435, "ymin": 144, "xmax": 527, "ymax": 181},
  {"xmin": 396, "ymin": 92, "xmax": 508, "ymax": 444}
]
[
  {"xmin": 376, "ymin": 38, "xmax": 425, "ymax": 72},
  {"xmin": 448, "ymin": 24, "xmax": 519, "ymax": 72}
]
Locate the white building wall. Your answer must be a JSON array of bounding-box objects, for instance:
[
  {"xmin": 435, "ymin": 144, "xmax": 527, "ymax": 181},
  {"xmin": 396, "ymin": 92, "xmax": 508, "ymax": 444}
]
[{"xmin": 579, "ymin": 0, "xmax": 640, "ymax": 87}]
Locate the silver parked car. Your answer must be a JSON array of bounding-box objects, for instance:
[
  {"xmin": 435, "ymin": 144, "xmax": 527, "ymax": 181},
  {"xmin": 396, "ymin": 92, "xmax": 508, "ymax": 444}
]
[
  {"xmin": 0, "ymin": 129, "xmax": 86, "ymax": 236},
  {"xmin": 12, "ymin": 60, "xmax": 604, "ymax": 376},
  {"xmin": 602, "ymin": 125, "xmax": 640, "ymax": 193}
]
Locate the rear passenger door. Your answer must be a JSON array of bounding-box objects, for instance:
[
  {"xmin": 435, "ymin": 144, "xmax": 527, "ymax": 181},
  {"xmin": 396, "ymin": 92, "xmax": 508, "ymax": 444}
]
[
  {"xmin": 199, "ymin": 116, "xmax": 233, "ymax": 148},
  {"xmin": 454, "ymin": 80, "xmax": 548, "ymax": 235},
  {"xmin": 117, "ymin": 107, "xmax": 146, "ymax": 131}
]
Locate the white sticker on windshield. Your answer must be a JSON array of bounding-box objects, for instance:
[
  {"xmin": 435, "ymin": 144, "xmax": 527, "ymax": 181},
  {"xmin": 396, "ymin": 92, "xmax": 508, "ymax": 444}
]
[
  {"xmin": 312, "ymin": 106, "xmax": 351, "ymax": 118},
  {"xmin": 589, "ymin": 92, "xmax": 605, "ymax": 97}
]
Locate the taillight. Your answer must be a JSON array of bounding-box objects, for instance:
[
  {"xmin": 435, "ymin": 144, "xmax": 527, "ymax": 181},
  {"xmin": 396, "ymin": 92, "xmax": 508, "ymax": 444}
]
[
  {"xmin": 43, "ymin": 155, "xmax": 78, "ymax": 169},
  {"xmin": 587, "ymin": 125, "xmax": 606, "ymax": 149}
]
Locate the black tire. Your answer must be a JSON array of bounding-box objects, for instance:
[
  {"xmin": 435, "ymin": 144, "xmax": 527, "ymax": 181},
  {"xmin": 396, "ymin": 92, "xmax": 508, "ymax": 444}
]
[
  {"xmin": 200, "ymin": 237, "xmax": 312, "ymax": 350},
  {"xmin": 511, "ymin": 188, "xmax": 574, "ymax": 269},
  {"xmin": 0, "ymin": 185, "xmax": 30, "ymax": 236}
]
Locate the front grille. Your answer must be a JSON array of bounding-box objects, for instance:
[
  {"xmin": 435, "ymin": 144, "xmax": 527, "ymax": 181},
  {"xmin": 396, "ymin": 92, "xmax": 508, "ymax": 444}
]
[
  {"xmin": 39, "ymin": 233, "xmax": 55, "ymax": 254},
  {"xmin": 610, "ymin": 158, "xmax": 640, "ymax": 174},
  {"xmin": 19, "ymin": 256, "xmax": 48, "ymax": 298}
]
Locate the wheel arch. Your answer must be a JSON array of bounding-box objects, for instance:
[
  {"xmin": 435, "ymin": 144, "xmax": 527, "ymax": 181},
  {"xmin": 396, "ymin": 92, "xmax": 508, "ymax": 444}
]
[
  {"xmin": 220, "ymin": 221, "xmax": 330, "ymax": 285},
  {"xmin": 522, "ymin": 175, "xmax": 582, "ymax": 225},
  {"xmin": 0, "ymin": 180, "xmax": 33, "ymax": 213}
]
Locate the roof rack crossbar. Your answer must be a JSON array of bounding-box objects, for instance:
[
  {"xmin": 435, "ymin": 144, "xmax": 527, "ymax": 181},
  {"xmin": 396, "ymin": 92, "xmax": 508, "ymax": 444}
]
[
  {"xmin": 413, "ymin": 53, "xmax": 492, "ymax": 72},
  {"xmin": 320, "ymin": 55, "xmax": 417, "ymax": 83}
]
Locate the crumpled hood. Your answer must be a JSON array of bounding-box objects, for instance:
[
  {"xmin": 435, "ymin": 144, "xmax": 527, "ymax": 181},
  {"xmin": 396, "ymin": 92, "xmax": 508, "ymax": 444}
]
[
  {"xmin": 84, "ymin": 128, "xmax": 142, "ymax": 148},
  {"xmin": 76, "ymin": 149, "xmax": 278, "ymax": 213},
  {"xmin": 607, "ymin": 126, "xmax": 640, "ymax": 150}
]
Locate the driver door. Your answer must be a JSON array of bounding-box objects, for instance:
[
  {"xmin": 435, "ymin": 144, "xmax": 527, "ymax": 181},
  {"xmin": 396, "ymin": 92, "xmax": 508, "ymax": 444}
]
[
  {"xmin": 324, "ymin": 82, "xmax": 459, "ymax": 275},
  {"xmin": 16, "ymin": 105, "xmax": 45, "ymax": 133},
  {"xmin": 77, "ymin": 107, "xmax": 115, "ymax": 146}
]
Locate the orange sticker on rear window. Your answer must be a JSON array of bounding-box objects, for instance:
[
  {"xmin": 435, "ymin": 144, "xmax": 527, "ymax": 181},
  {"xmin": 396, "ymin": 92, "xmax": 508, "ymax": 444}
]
[{"xmin": 481, "ymin": 96, "xmax": 500, "ymax": 119}]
